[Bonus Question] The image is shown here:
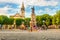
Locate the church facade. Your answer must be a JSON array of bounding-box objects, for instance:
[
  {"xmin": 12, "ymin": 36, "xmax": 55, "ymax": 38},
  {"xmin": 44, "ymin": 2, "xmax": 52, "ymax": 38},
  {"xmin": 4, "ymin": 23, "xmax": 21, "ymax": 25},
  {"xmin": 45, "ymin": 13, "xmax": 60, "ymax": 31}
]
[{"xmin": 10, "ymin": 2, "xmax": 25, "ymax": 19}]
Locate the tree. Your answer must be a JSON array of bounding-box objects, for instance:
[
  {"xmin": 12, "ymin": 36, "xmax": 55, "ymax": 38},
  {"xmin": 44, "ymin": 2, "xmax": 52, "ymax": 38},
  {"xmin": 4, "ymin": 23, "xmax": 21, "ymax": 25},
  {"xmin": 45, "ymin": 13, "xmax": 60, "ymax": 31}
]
[
  {"xmin": 52, "ymin": 10, "xmax": 60, "ymax": 25},
  {"xmin": 0, "ymin": 15, "xmax": 9, "ymax": 25},
  {"xmin": 8, "ymin": 18, "xmax": 14, "ymax": 25},
  {"xmin": 24, "ymin": 18, "xmax": 31, "ymax": 27},
  {"xmin": 0, "ymin": 15, "xmax": 4, "ymax": 28},
  {"xmin": 16, "ymin": 18, "xmax": 25, "ymax": 26},
  {"xmin": 56, "ymin": 10, "xmax": 60, "ymax": 25},
  {"xmin": 42, "ymin": 14, "xmax": 52, "ymax": 26},
  {"xmin": 0, "ymin": 16, "xmax": 3, "ymax": 24},
  {"xmin": 36, "ymin": 16, "xmax": 43, "ymax": 27}
]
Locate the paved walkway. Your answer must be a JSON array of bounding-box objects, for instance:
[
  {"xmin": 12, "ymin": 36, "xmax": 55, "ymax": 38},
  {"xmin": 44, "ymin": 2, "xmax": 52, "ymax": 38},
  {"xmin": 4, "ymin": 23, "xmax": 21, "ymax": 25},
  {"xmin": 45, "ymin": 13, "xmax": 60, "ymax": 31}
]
[{"xmin": 0, "ymin": 29, "xmax": 60, "ymax": 40}]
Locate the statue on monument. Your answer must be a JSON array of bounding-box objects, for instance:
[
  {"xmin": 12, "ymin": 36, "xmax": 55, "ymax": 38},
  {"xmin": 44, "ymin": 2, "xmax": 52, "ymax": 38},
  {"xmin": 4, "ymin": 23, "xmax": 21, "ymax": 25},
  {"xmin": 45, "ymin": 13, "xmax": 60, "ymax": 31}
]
[{"xmin": 30, "ymin": 7, "xmax": 37, "ymax": 31}]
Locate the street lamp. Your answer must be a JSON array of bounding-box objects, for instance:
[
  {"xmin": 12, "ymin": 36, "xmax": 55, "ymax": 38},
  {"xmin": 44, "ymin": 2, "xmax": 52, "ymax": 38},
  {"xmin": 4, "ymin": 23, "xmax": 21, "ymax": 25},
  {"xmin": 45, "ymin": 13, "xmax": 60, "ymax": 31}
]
[
  {"xmin": 43, "ymin": 20, "xmax": 45, "ymax": 25},
  {"xmin": 42, "ymin": 20, "xmax": 47, "ymax": 30}
]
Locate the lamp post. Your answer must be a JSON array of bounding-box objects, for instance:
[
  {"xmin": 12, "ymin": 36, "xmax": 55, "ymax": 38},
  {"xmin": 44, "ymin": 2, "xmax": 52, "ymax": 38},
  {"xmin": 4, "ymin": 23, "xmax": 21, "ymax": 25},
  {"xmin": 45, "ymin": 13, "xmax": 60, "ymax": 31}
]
[
  {"xmin": 42, "ymin": 20, "xmax": 45, "ymax": 30},
  {"xmin": 42, "ymin": 20, "xmax": 47, "ymax": 30},
  {"xmin": 14, "ymin": 19, "xmax": 16, "ymax": 29},
  {"xmin": 43, "ymin": 20, "xmax": 45, "ymax": 25}
]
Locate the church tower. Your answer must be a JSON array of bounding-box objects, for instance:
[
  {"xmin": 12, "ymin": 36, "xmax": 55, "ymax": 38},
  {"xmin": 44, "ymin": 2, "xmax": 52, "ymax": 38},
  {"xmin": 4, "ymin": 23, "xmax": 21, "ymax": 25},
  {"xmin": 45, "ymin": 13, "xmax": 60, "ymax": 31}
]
[
  {"xmin": 30, "ymin": 7, "xmax": 36, "ymax": 28},
  {"xmin": 21, "ymin": 2, "xmax": 25, "ymax": 19}
]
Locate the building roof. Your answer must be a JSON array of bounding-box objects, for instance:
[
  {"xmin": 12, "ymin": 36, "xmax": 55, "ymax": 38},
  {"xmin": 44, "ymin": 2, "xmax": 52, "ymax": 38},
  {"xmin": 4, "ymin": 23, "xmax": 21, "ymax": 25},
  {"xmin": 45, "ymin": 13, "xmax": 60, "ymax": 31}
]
[{"xmin": 10, "ymin": 13, "xmax": 21, "ymax": 17}]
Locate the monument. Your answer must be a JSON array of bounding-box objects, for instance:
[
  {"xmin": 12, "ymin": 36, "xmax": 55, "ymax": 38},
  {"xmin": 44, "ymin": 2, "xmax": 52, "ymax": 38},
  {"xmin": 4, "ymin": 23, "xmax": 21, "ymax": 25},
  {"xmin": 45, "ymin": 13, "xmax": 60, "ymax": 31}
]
[{"xmin": 30, "ymin": 7, "xmax": 37, "ymax": 31}]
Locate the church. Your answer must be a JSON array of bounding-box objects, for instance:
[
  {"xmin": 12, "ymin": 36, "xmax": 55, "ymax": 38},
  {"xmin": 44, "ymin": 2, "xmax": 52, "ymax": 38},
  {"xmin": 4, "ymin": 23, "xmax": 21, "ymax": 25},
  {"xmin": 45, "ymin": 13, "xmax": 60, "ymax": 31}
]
[{"xmin": 10, "ymin": 2, "xmax": 25, "ymax": 19}]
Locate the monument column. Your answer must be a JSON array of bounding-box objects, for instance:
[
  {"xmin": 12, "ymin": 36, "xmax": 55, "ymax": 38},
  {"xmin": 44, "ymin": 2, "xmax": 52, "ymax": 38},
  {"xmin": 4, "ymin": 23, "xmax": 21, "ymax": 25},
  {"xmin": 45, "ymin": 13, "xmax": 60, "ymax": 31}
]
[{"xmin": 30, "ymin": 7, "xmax": 37, "ymax": 31}]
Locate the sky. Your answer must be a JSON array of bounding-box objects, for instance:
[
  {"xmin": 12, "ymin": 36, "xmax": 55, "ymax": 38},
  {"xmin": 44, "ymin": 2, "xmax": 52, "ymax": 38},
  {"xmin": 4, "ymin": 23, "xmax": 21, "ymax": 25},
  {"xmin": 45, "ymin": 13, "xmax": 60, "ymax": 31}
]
[{"xmin": 0, "ymin": 0, "xmax": 60, "ymax": 17}]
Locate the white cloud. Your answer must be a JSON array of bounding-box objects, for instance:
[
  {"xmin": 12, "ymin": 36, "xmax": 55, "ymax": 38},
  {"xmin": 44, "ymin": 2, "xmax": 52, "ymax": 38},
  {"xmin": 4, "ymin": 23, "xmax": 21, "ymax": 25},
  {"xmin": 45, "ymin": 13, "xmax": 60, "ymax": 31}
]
[
  {"xmin": 0, "ymin": 0, "xmax": 58, "ymax": 7},
  {"xmin": 0, "ymin": 5, "xmax": 9, "ymax": 16},
  {"xmin": 0, "ymin": 5, "xmax": 20, "ymax": 17},
  {"xmin": 25, "ymin": 12, "xmax": 31, "ymax": 17},
  {"xmin": 0, "ymin": 8, "xmax": 7, "ymax": 15},
  {"xmin": 36, "ymin": 10, "xmax": 43, "ymax": 14},
  {"xmin": 45, "ymin": 8, "xmax": 51, "ymax": 12},
  {"xmin": 36, "ymin": 8, "xmax": 57, "ymax": 15},
  {"xmin": 0, "ymin": 0, "xmax": 59, "ymax": 17},
  {"xmin": 44, "ymin": 8, "xmax": 57, "ymax": 15},
  {"xmin": 38, "ymin": 10, "xmax": 44, "ymax": 13}
]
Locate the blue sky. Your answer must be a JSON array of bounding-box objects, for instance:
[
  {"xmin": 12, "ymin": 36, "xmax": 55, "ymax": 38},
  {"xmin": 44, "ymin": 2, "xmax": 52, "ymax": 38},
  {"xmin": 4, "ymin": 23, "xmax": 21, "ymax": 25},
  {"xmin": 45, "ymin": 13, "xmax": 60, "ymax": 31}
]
[{"xmin": 0, "ymin": 0, "xmax": 60, "ymax": 17}]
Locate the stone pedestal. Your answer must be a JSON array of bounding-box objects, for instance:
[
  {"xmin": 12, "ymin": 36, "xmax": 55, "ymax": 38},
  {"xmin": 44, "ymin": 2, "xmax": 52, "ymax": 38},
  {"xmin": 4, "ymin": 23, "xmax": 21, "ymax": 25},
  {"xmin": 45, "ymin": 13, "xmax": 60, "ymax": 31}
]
[{"xmin": 30, "ymin": 21, "xmax": 37, "ymax": 31}]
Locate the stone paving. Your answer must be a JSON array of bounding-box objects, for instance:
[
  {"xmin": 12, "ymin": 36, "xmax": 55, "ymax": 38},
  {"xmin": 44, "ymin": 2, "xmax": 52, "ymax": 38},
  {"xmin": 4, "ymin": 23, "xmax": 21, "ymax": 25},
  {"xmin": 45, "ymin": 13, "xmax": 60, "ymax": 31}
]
[{"xmin": 0, "ymin": 29, "xmax": 60, "ymax": 40}]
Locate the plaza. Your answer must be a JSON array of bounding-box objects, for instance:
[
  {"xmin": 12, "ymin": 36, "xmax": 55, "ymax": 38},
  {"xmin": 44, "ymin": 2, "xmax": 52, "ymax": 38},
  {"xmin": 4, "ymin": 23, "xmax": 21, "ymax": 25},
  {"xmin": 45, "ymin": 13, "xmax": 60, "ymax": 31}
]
[
  {"xmin": 0, "ymin": 29, "xmax": 60, "ymax": 40},
  {"xmin": 0, "ymin": 0, "xmax": 60, "ymax": 40}
]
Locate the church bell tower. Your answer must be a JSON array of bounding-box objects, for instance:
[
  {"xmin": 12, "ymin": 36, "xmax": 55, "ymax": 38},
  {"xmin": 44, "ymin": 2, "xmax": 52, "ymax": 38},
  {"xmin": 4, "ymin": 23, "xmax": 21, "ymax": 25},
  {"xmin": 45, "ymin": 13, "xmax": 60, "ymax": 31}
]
[{"xmin": 21, "ymin": 2, "xmax": 25, "ymax": 19}]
